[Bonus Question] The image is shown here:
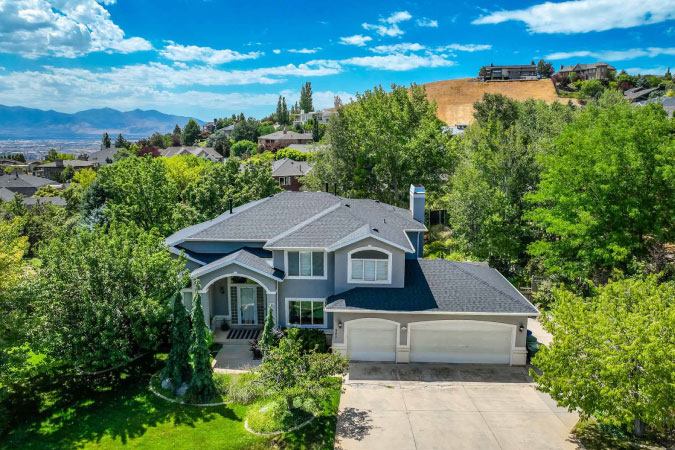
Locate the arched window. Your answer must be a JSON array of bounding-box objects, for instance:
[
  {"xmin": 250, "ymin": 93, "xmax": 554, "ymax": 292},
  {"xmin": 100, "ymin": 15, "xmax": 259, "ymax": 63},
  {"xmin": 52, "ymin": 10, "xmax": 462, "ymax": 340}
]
[{"xmin": 348, "ymin": 248, "xmax": 391, "ymax": 284}]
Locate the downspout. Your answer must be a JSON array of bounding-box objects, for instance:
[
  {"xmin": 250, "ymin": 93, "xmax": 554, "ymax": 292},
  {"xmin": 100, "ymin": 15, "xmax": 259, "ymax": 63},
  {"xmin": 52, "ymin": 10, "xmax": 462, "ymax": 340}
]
[{"xmin": 275, "ymin": 280, "xmax": 279, "ymax": 327}]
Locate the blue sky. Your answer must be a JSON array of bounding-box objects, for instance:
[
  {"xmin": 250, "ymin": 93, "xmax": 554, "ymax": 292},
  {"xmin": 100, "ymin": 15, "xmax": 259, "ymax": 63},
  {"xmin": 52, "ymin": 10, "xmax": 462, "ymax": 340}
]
[{"xmin": 1, "ymin": 0, "xmax": 674, "ymax": 120}]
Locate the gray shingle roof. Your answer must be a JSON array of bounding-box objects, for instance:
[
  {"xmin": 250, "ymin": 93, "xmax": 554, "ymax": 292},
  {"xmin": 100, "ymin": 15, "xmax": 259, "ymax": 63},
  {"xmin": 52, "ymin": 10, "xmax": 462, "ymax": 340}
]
[
  {"xmin": 165, "ymin": 191, "xmax": 427, "ymax": 252},
  {"xmin": 24, "ymin": 197, "xmax": 67, "ymax": 207},
  {"xmin": 258, "ymin": 130, "xmax": 312, "ymax": 140},
  {"xmin": 271, "ymin": 158, "xmax": 312, "ymax": 177},
  {"xmin": 192, "ymin": 248, "xmax": 284, "ymax": 280},
  {"xmin": 39, "ymin": 160, "xmax": 97, "ymax": 168},
  {"xmin": 89, "ymin": 148, "xmax": 117, "ymax": 165},
  {"xmin": 0, "ymin": 173, "xmax": 58, "ymax": 189},
  {"xmin": 326, "ymin": 259, "xmax": 539, "ymax": 315},
  {"xmin": 0, "ymin": 187, "xmax": 15, "ymax": 201},
  {"xmin": 160, "ymin": 146, "xmax": 223, "ymax": 160},
  {"xmin": 286, "ymin": 143, "xmax": 326, "ymax": 153}
]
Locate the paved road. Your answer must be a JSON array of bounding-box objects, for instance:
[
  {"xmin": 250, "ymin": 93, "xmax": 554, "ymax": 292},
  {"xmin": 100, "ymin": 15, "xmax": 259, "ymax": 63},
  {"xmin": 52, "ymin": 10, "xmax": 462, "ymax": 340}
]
[{"xmin": 335, "ymin": 363, "xmax": 580, "ymax": 450}]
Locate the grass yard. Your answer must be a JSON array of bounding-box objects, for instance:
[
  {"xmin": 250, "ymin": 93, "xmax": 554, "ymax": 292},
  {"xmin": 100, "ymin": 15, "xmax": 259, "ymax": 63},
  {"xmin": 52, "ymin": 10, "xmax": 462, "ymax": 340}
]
[{"xmin": 2, "ymin": 354, "xmax": 341, "ymax": 450}]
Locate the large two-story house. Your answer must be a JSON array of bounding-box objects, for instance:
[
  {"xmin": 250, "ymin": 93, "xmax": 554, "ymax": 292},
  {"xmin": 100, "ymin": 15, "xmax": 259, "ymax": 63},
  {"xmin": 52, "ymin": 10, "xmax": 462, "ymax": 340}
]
[{"xmin": 167, "ymin": 186, "xmax": 538, "ymax": 365}]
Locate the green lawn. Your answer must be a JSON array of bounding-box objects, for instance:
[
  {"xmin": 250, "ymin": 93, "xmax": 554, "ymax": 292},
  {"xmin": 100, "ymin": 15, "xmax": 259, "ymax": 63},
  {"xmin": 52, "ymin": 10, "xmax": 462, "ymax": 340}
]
[{"xmin": 2, "ymin": 354, "xmax": 341, "ymax": 450}]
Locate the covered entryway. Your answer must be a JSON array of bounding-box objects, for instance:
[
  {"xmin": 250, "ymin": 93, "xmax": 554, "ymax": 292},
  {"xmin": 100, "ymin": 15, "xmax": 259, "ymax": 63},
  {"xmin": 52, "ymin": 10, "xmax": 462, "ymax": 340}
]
[
  {"xmin": 346, "ymin": 319, "xmax": 398, "ymax": 362},
  {"xmin": 409, "ymin": 320, "xmax": 515, "ymax": 364}
]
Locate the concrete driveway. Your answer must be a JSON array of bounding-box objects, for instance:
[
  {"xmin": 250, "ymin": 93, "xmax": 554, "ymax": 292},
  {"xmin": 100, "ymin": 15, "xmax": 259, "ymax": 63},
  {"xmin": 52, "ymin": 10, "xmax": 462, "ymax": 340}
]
[{"xmin": 335, "ymin": 363, "xmax": 580, "ymax": 450}]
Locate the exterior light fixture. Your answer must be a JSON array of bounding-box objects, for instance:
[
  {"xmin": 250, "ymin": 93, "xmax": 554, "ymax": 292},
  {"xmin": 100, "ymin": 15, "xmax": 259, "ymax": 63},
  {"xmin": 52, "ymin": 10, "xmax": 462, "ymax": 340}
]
[
  {"xmin": 338, "ymin": 320, "xmax": 343, "ymax": 329},
  {"xmin": 401, "ymin": 326, "xmax": 407, "ymax": 332},
  {"xmin": 519, "ymin": 324, "xmax": 525, "ymax": 333}
]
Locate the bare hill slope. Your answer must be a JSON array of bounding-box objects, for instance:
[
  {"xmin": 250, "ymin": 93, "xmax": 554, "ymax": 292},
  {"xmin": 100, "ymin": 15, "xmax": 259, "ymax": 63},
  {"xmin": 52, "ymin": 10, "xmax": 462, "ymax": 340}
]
[{"xmin": 423, "ymin": 78, "xmax": 567, "ymax": 125}]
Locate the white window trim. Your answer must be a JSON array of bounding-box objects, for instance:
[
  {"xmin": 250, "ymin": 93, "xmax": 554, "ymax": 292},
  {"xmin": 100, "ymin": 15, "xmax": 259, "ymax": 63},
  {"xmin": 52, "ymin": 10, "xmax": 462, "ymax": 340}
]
[
  {"xmin": 284, "ymin": 249, "xmax": 328, "ymax": 280},
  {"xmin": 347, "ymin": 246, "xmax": 392, "ymax": 284},
  {"xmin": 233, "ymin": 283, "xmax": 258, "ymax": 325},
  {"xmin": 279, "ymin": 176, "xmax": 292, "ymax": 186},
  {"xmin": 285, "ymin": 298, "xmax": 327, "ymax": 329}
]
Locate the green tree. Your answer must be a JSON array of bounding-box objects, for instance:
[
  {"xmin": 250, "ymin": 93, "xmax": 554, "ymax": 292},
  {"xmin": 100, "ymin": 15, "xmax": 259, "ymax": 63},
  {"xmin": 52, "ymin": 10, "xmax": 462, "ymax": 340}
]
[
  {"xmin": 149, "ymin": 132, "xmax": 167, "ymax": 148},
  {"xmin": 172, "ymin": 124, "xmax": 182, "ymax": 146},
  {"xmin": 102, "ymin": 132, "xmax": 111, "ymax": 149},
  {"xmin": 312, "ymin": 117, "xmax": 321, "ymax": 142},
  {"xmin": 162, "ymin": 292, "xmax": 192, "ymax": 390},
  {"xmin": 114, "ymin": 133, "xmax": 128, "ymax": 149},
  {"xmin": 478, "ymin": 66, "xmax": 487, "ymax": 77},
  {"xmin": 58, "ymin": 164, "xmax": 75, "ymax": 183},
  {"xmin": 532, "ymin": 276, "xmax": 675, "ymax": 437},
  {"xmin": 33, "ymin": 185, "xmax": 60, "ymax": 197},
  {"xmin": 232, "ymin": 118, "xmax": 260, "ymax": 142},
  {"xmin": 231, "ymin": 139, "xmax": 257, "ymax": 157},
  {"xmin": 526, "ymin": 95, "xmax": 675, "ymax": 283},
  {"xmin": 187, "ymin": 284, "xmax": 216, "ymax": 402},
  {"xmin": 580, "ymin": 80, "xmax": 605, "ymax": 99},
  {"xmin": 536, "ymin": 59, "xmax": 554, "ymax": 78},
  {"xmin": 182, "ymin": 119, "xmax": 201, "ymax": 146},
  {"xmin": 33, "ymin": 222, "xmax": 184, "ymax": 370},
  {"xmin": 45, "ymin": 149, "xmax": 75, "ymax": 162},
  {"xmin": 304, "ymin": 83, "xmax": 454, "ymax": 206},
  {"xmin": 259, "ymin": 304, "xmax": 276, "ymax": 358},
  {"xmin": 205, "ymin": 128, "xmax": 231, "ymax": 156},
  {"xmin": 276, "ymin": 96, "xmax": 290, "ymax": 125},
  {"xmin": 299, "ymin": 81, "xmax": 313, "ymax": 112}
]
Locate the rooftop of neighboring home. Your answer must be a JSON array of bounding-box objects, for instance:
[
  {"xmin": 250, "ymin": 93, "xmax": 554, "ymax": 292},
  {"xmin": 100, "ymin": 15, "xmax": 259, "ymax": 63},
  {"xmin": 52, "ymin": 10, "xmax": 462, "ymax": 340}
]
[
  {"xmin": 286, "ymin": 143, "xmax": 325, "ymax": 153},
  {"xmin": 23, "ymin": 196, "xmax": 67, "ymax": 208},
  {"xmin": 0, "ymin": 171, "xmax": 59, "ymax": 190},
  {"xmin": 624, "ymin": 86, "xmax": 662, "ymax": 101},
  {"xmin": 166, "ymin": 190, "xmax": 427, "ymax": 255},
  {"xmin": 326, "ymin": 258, "xmax": 539, "ymax": 314},
  {"xmin": 39, "ymin": 159, "xmax": 98, "ymax": 168},
  {"xmin": 0, "ymin": 187, "xmax": 15, "ymax": 201},
  {"xmin": 559, "ymin": 62, "xmax": 616, "ymax": 72},
  {"xmin": 258, "ymin": 130, "xmax": 312, "ymax": 141},
  {"xmin": 89, "ymin": 148, "xmax": 118, "ymax": 165},
  {"xmin": 159, "ymin": 146, "xmax": 223, "ymax": 160},
  {"xmin": 486, "ymin": 64, "xmax": 536, "ymax": 70},
  {"xmin": 271, "ymin": 158, "xmax": 312, "ymax": 178}
]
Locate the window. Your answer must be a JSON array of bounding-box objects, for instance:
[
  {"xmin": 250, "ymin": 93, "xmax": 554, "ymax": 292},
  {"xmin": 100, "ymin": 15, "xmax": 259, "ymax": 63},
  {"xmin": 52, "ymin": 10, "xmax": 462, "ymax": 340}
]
[
  {"xmin": 287, "ymin": 251, "xmax": 325, "ymax": 278},
  {"xmin": 279, "ymin": 176, "xmax": 291, "ymax": 186},
  {"xmin": 287, "ymin": 299, "xmax": 325, "ymax": 327},
  {"xmin": 349, "ymin": 248, "xmax": 391, "ymax": 283}
]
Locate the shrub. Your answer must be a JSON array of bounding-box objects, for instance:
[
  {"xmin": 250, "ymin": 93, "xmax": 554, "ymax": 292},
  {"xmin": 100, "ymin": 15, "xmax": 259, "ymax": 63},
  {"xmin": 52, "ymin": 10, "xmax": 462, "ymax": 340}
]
[
  {"xmin": 227, "ymin": 372, "xmax": 262, "ymax": 404},
  {"xmin": 231, "ymin": 140, "xmax": 257, "ymax": 157},
  {"xmin": 286, "ymin": 328, "xmax": 329, "ymax": 354}
]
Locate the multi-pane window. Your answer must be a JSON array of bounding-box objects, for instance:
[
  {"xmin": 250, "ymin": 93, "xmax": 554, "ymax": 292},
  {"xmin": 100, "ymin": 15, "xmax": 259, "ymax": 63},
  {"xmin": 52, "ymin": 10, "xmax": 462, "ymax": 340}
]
[
  {"xmin": 287, "ymin": 251, "xmax": 324, "ymax": 277},
  {"xmin": 349, "ymin": 249, "xmax": 389, "ymax": 282},
  {"xmin": 288, "ymin": 299, "xmax": 325, "ymax": 327}
]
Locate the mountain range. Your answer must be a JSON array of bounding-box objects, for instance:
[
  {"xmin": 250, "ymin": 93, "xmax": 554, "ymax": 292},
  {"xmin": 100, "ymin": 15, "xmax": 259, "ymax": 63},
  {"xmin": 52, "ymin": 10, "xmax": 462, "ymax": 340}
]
[{"xmin": 0, "ymin": 105, "xmax": 204, "ymax": 139}]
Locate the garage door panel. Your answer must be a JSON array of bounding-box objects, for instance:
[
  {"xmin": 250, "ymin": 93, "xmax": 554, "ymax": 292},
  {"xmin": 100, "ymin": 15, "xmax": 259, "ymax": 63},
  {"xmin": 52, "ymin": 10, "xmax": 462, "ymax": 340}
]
[
  {"xmin": 410, "ymin": 321, "xmax": 513, "ymax": 364},
  {"xmin": 347, "ymin": 321, "xmax": 397, "ymax": 362}
]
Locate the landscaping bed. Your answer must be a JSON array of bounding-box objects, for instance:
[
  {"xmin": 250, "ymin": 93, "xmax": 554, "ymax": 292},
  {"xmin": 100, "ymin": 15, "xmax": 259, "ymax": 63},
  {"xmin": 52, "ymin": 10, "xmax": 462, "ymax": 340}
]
[{"xmin": 573, "ymin": 420, "xmax": 672, "ymax": 450}]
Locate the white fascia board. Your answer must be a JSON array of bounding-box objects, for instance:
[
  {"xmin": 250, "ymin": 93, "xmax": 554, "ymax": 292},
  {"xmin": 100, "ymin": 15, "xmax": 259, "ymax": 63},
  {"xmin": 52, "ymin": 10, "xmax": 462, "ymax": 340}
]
[
  {"xmin": 325, "ymin": 308, "xmax": 539, "ymax": 317},
  {"xmin": 327, "ymin": 233, "xmax": 414, "ymax": 253},
  {"xmin": 191, "ymin": 259, "xmax": 283, "ymax": 282}
]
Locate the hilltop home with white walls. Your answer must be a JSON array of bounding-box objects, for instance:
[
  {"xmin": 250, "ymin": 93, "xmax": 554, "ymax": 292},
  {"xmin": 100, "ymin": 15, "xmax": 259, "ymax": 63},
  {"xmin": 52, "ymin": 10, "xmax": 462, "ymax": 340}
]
[{"xmin": 166, "ymin": 186, "xmax": 539, "ymax": 365}]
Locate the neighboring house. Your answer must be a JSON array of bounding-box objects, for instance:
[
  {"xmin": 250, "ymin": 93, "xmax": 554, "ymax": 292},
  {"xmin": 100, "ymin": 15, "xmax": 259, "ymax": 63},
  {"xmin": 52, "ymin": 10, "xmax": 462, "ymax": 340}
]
[
  {"xmin": 623, "ymin": 86, "xmax": 662, "ymax": 102},
  {"xmin": 167, "ymin": 186, "xmax": 538, "ymax": 366},
  {"xmin": 441, "ymin": 123, "xmax": 468, "ymax": 136},
  {"xmin": 258, "ymin": 129, "xmax": 313, "ymax": 147},
  {"xmin": 203, "ymin": 119, "xmax": 217, "ymax": 133},
  {"xmin": 37, "ymin": 159, "xmax": 99, "ymax": 181},
  {"xmin": 558, "ymin": 62, "xmax": 616, "ymax": 80},
  {"xmin": 159, "ymin": 146, "xmax": 224, "ymax": 162},
  {"xmin": 481, "ymin": 63, "xmax": 538, "ymax": 80},
  {"xmin": 0, "ymin": 170, "xmax": 60, "ymax": 196},
  {"xmin": 292, "ymin": 109, "xmax": 336, "ymax": 126},
  {"xmin": 89, "ymin": 148, "xmax": 118, "ymax": 166},
  {"xmin": 0, "ymin": 187, "xmax": 66, "ymax": 207},
  {"xmin": 271, "ymin": 158, "xmax": 312, "ymax": 191},
  {"xmin": 222, "ymin": 124, "xmax": 236, "ymax": 138},
  {"xmin": 286, "ymin": 143, "xmax": 326, "ymax": 154}
]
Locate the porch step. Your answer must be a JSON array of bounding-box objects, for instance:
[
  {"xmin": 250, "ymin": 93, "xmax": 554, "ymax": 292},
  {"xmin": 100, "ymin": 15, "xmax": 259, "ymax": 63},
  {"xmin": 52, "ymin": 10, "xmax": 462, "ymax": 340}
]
[{"xmin": 226, "ymin": 328, "xmax": 261, "ymax": 340}]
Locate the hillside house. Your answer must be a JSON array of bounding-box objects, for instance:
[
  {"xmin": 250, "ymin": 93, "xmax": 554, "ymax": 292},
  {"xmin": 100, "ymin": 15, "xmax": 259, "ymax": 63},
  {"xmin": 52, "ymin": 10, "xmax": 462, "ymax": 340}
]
[
  {"xmin": 481, "ymin": 64, "xmax": 538, "ymax": 81},
  {"xmin": 37, "ymin": 159, "xmax": 99, "ymax": 181},
  {"xmin": 558, "ymin": 62, "xmax": 616, "ymax": 80},
  {"xmin": 257, "ymin": 129, "xmax": 313, "ymax": 147}
]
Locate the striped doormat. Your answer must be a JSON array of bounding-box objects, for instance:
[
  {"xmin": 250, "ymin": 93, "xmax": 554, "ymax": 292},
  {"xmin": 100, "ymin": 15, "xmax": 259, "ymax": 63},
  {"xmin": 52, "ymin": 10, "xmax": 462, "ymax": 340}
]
[{"xmin": 227, "ymin": 329, "xmax": 261, "ymax": 340}]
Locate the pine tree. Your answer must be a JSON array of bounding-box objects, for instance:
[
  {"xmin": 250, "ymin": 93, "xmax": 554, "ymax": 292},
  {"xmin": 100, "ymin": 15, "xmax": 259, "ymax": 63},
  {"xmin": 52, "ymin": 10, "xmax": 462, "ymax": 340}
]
[
  {"xmin": 281, "ymin": 97, "xmax": 289, "ymax": 125},
  {"xmin": 259, "ymin": 304, "xmax": 276, "ymax": 358},
  {"xmin": 162, "ymin": 292, "xmax": 193, "ymax": 390},
  {"xmin": 102, "ymin": 132, "xmax": 111, "ymax": 148},
  {"xmin": 188, "ymin": 284, "xmax": 217, "ymax": 402},
  {"xmin": 276, "ymin": 96, "xmax": 283, "ymax": 123},
  {"xmin": 114, "ymin": 133, "xmax": 128, "ymax": 149},
  {"xmin": 172, "ymin": 124, "xmax": 182, "ymax": 146},
  {"xmin": 299, "ymin": 81, "xmax": 313, "ymax": 112}
]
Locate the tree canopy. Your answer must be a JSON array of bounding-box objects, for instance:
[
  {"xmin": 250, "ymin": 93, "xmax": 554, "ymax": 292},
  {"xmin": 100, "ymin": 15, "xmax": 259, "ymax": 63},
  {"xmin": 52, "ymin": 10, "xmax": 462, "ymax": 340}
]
[{"xmin": 182, "ymin": 119, "xmax": 201, "ymax": 146}]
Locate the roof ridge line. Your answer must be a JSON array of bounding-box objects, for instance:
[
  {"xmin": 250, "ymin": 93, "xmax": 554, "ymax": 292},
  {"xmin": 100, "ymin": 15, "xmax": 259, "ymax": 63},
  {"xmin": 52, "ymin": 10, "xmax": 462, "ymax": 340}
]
[
  {"xmin": 445, "ymin": 260, "xmax": 527, "ymax": 306},
  {"xmin": 265, "ymin": 199, "xmax": 342, "ymax": 247}
]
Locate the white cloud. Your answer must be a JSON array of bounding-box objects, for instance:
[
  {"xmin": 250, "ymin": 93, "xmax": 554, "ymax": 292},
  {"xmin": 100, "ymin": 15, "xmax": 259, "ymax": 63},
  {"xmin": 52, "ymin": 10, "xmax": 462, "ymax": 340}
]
[
  {"xmin": 341, "ymin": 53, "xmax": 454, "ymax": 71},
  {"xmin": 362, "ymin": 10, "xmax": 412, "ymax": 37},
  {"xmin": 0, "ymin": 0, "xmax": 152, "ymax": 58},
  {"xmin": 546, "ymin": 47, "xmax": 675, "ymax": 61},
  {"xmin": 416, "ymin": 18, "xmax": 438, "ymax": 28},
  {"xmin": 288, "ymin": 48, "xmax": 322, "ymax": 54},
  {"xmin": 437, "ymin": 43, "xmax": 492, "ymax": 52},
  {"xmin": 370, "ymin": 43, "xmax": 426, "ymax": 54},
  {"xmin": 273, "ymin": 49, "xmax": 281, "ymax": 54},
  {"xmin": 340, "ymin": 34, "xmax": 372, "ymax": 46},
  {"xmin": 159, "ymin": 42, "xmax": 262, "ymax": 64},
  {"xmin": 623, "ymin": 66, "xmax": 670, "ymax": 75},
  {"xmin": 472, "ymin": 0, "xmax": 675, "ymax": 34}
]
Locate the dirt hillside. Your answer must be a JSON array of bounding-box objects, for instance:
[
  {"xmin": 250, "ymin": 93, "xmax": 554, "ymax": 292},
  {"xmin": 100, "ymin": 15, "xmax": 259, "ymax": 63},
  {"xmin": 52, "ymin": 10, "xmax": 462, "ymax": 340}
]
[{"xmin": 423, "ymin": 78, "xmax": 568, "ymax": 125}]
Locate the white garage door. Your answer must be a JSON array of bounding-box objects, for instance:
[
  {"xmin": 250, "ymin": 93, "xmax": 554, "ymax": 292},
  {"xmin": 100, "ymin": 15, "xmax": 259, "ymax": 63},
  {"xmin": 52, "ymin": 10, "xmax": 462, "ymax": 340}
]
[
  {"xmin": 409, "ymin": 320, "xmax": 514, "ymax": 364},
  {"xmin": 346, "ymin": 319, "xmax": 397, "ymax": 362}
]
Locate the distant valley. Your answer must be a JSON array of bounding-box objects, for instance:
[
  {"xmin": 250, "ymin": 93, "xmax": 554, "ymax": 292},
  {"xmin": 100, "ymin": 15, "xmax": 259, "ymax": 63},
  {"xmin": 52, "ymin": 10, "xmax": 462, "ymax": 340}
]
[{"xmin": 0, "ymin": 105, "xmax": 204, "ymax": 139}]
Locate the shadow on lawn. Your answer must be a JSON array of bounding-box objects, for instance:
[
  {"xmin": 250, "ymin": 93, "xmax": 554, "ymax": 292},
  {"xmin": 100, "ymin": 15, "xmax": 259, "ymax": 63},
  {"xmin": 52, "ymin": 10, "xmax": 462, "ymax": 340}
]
[{"xmin": 4, "ymin": 354, "xmax": 237, "ymax": 449}]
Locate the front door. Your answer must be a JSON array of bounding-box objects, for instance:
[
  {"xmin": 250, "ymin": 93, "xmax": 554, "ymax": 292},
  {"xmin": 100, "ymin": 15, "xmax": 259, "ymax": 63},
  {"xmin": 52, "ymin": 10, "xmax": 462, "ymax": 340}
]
[{"xmin": 238, "ymin": 286, "xmax": 257, "ymax": 325}]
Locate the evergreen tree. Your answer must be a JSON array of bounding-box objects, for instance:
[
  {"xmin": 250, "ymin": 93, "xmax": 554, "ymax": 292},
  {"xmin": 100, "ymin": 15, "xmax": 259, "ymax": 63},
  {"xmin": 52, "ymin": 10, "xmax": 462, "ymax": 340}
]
[
  {"xmin": 299, "ymin": 81, "xmax": 313, "ymax": 112},
  {"xmin": 238, "ymin": 113, "xmax": 245, "ymax": 121},
  {"xmin": 312, "ymin": 117, "xmax": 320, "ymax": 142},
  {"xmin": 102, "ymin": 132, "xmax": 111, "ymax": 149},
  {"xmin": 182, "ymin": 119, "xmax": 201, "ymax": 146},
  {"xmin": 162, "ymin": 292, "xmax": 193, "ymax": 390},
  {"xmin": 281, "ymin": 97, "xmax": 289, "ymax": 125},
  {"xmin": 149, "ymin": 132, "xmax": 166, "ymax": 148},
  {"xmin": 188, "ymin": 283, "xmax": 216, "ymax": 401},
  {"xmin": 259, "ymin": 304, "xmax": 276, "ymax": 358},
  {"xmin": 172, "ymin": 124, "xmax": 182, "ymax": 146},
  {"xmin": 276, "ymin": 96, "xmax": 284, "ymax": 123},
  {"xmin": 114, "ymin": 133, "xmax": 128, "ymax": 149}
]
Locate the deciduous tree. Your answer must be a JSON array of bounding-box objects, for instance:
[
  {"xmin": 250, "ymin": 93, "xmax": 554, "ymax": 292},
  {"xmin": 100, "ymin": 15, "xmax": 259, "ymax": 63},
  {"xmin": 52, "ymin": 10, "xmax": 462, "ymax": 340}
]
[{"xmin": 182, "ymin": 119, "xmax": 201, "ymax": 146}]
